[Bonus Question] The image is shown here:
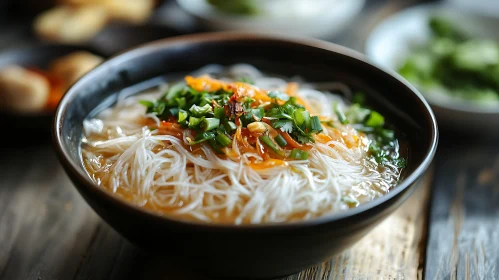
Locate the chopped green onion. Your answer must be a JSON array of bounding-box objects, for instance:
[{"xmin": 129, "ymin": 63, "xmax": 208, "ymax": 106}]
[
  {"xmin": 259, "ymin": 135, "xmax": 285, "ymax": 156},
  {"xmin": 169, "ymin": 107, "xmax": 179, "ymax": 118},
  {"xmin": 334, "ymin": 103, "xmax": 348, "ymax": 124},
  {"xmin": 352, "ymin": 92, "xmax": 365, "ymax": 105},
  {"xmin": 175, "ymin": 97, "xmax": 186, "ymax": 109},
  {"xmin": 365, "ymin": 111, "xmax": 385, "ymax": 127},
  {"xmin": 310, "ymin": 116, "xmax": 323, "ymax": 133},
  {"xmin": 274, "ymin": 134, "xmax": 287, "ymax": 147},
  {"xmin": 380, "ymin": 129, "xmax": 394, "ymax": 140},
  {"xmin": 214, "ymin": 106, "xmax": 225, "ymax": 119},
  {"xmin": 187, "ymin": 132, "xmax": 215, "ymax": 145},
  {"xmin": 188, "ymin": 116, "xmax": 203, "ymax": 129},
  {"xmin": 289, "ymin": 148, "xmax": 309, "ymax": 160},
  {"xmin": 302, "ymin": 110, "xmax": 311, "ymax": 129},
  {"xmin": 239, "ymin": 76, "xmax": 254, "ymax": 85},
  {"xmin": 200, "ymin": 118, "xmax": 220, "ymax": 131},
  {"xmin": 208, "ymin": 138, "xmax": 223, "ymax": 153},
  {"xmin": 157, "ymin": 102, "xmax": 167, "ymax": 115},
  {"xmin": 165, "ymin": 83, "xmax": 185, "ymax": 104},
  {"xmin": 284, "ymin": 96, "xmax": 298, "ymax": 106},
  {"xmin": 216, "ymin": 133, "xmax": 232, "ymax": 147},
  {"xmin": 190, "ymin": 104, "xmax": 213, "ymax": 117},
  {"xmin": 139, "ymin": 100, "xmax": 154, "ymax": 108},
  {"xmin": 224, "ymin": 120, "xmax": 237, "ymax": 132},
  {"xmin": 178, "ymin": 109, "xmax": 189, "ymax": 124},
  {"xmin": 293, "ymin": 109, "xmax": 305, "ymax": 127},
  {"xmin": 268, "ymin": 91, "xmax": 290, "ymax": 101}
]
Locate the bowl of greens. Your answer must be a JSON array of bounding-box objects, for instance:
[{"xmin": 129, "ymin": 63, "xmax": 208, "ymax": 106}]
[
  {"xmin": 177, "ymin": 0, "xmax": 365, "ymax": 38},
  {"xmin": 366, "ymin": 3, "xmax": 499, "ymax": 134}
]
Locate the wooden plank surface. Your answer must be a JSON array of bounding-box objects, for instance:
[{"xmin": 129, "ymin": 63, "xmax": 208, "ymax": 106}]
[
  {"xmin": 0, "ymin": 144, "xmax": 433, "ymax": 280},
  {"xmin": 424, "ymin": 134, "xmax": 499, "ymax": 280}
]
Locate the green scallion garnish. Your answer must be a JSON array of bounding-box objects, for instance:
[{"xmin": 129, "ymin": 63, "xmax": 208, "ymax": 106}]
[
  {"xmin": 274, "ymin": 134, "xmax": 287, "ymax": 147},
  {"xmin": 200, "ymin": 118, "xmax": 220, "ymax": 131},
  {"xmin": 289, "ymin": 148, "xmax": 309, "ymax": 160},
  {"xmin": 259, "ymin": 135, "xmax": 284, "ymax": 156}
]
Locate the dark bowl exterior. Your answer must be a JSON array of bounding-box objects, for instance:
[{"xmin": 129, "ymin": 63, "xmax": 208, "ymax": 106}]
[
  {"xmin": 0, "ymin": 44, "xmax": 105, "ymax": 144},
  {"xmin": 90, "ymin": 23, "xmax": 186, "ymax": 57},
  {"xmin": 53, "ymin": 33, "xmax": 438, "ymax": 279}
]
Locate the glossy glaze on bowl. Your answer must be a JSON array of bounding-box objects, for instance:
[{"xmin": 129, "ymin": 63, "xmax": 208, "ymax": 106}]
[{"xmin": 53, "ymin": 33, "xmax": 438, "ymax": 279}]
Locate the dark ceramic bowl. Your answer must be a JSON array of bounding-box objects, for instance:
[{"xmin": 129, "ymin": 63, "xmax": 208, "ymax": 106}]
[
  {"xmin": 0, "ymin": 44, "xmax": 105, "ymax": 144},
  {"xmin": 53, "ymin": 33, "xmax": 438, "ymax": 279}
]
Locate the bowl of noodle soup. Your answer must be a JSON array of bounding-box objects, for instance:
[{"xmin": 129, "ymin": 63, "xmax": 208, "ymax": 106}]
[{"xmin": 53, "ymin": 33, "xmax": 437, "ymax": 279}]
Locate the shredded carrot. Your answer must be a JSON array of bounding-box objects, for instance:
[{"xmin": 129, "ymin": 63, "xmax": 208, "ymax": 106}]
[
  {"xmin": 185, "ymin": 75, "xmax": 225, "ymax": 92},
  {"xmin": 255, "ymin": 138, "xmax": 268, "ymax": 160},
  {"xmin": 280, "ymin": 131, "xmax": 313, "ymax": 150},
  {"xmin": 185, "ymin": 76, "xmax": 271, "ymax": 104},
  {"xmin": 315, "ymin": 133, "xmax": 333, "ymax": 144}
]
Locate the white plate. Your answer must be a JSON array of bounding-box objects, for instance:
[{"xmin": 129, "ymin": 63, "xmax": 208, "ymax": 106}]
[
  {"xmin": 177, "ymin": 0, "xmax": 365, "ymax": 38},
  {"xmin": 365, "ymin": 3, "xmax": 499, "ymax": 134}
]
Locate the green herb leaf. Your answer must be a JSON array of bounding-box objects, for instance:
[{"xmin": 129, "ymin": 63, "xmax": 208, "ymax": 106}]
[{"xmin": 274, "ymin": 120, "xmax": 293, "ymax": 133}]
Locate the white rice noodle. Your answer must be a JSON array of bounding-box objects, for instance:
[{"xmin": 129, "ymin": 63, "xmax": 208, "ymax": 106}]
[{"xmin": 82, "ymin": 64, "xmax": 401, "ymax": 224}]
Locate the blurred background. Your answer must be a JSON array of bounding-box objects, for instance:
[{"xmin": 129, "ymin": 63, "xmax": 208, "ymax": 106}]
[
  {"xmin": 1, "ymin": 0, "xmax": 499, "ymax": 141},
  {"xmin": 1, "ymin": 1, "xmax": 499, "ymax": 279}
]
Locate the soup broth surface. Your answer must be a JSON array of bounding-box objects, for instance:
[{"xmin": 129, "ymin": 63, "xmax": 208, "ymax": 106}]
[{"xmin": 81, "ymin": 64, "xmax": 406, "ymax": 224}]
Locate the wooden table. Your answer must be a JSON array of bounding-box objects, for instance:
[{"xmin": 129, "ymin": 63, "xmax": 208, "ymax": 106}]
[{"xmin": 2, "ymin": 1, "xmax": 499, "ymax": 279}]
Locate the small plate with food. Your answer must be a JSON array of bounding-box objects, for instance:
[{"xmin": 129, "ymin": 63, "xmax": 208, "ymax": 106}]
[
  {"xmin": 177, "ymin": 0, "xmax": 365, "ymax": 38},
  {"xmin": 366, "ymin": 3, "xmax": 499, "ymax": 134},
  {"xmin": 0, "ymin": 44, "xmax": 105, "ymax": 140}
]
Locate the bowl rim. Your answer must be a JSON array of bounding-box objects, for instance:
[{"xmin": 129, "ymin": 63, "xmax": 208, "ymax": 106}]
[
  {"xmin": 365, "ymin": 2, "xmax": 499, "ymax": 115},
  {"xmin": 53, "ymin": 32, "xmax": 438, "ymax": 230}
]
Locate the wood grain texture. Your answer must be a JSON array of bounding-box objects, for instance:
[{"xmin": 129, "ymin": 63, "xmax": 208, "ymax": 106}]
[
  {"xmin": 277, "ymin": 170, "xmax": 433, "ymax": 280},
  {"xmin": 0, "ymin": 146, "xmax": 101, "ymax": 280},
  {"xmin": 0, "ymin": 145, "xmax": 433, "ymax": 280},
  {"xmin": 424, "ymin": 143, "xmax": 499, "ymax": 280}
]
